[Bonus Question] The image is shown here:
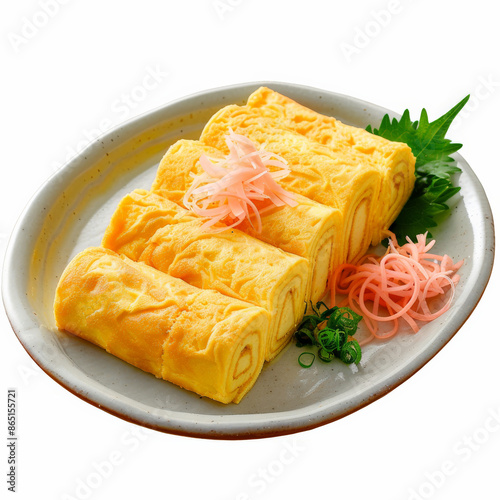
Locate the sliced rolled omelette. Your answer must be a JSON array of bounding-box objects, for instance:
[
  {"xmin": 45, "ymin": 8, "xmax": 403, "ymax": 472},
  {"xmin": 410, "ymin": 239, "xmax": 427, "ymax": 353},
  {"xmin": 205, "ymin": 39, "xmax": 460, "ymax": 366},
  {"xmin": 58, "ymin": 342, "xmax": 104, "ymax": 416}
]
[
  {"xmin": 102, "ymin": 189, "xmax": 308, "ymax": 361},
  {"xmin": 54, "ymin": 247, "xmax": 270, "ymax": 404},
  {"xmin": 151, "ymin": 139, "xmax": 340, "ymax": 304},
  {"xmin": 199, "ymin": 104, "xmax": 382, "ymax": 264},
  {"xmin": 246, "ymin": 87, "xmax": 416, "ymax": 245}
]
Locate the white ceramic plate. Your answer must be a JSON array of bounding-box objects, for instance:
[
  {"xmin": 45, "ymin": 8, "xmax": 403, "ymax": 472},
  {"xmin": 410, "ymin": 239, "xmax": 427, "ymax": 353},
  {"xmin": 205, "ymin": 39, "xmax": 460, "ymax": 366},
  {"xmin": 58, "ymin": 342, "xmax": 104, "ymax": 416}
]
[{"xmin": 2, "ymin": 82, "xmax": 494, "ymax": 439}]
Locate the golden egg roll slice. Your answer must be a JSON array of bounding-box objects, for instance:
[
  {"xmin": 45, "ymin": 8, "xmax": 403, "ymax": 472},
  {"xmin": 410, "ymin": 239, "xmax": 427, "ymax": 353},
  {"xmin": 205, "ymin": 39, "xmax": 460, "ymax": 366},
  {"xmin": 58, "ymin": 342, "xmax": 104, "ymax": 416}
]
[
  {"xmin": 199, "ymin": 104, "xmax": 381, "ymax": 264},
  {"xmin": 151, "ymin": 139, "xmax": 340, "ymax": 302},
  {"xmin": 54, "ymin": 247, "xmax": 269, "ymax": 404},
  {"xmin": 246, "ymin": 87, "xmax": 416, "ymax": 245},
  {"xmin": 102, "ymin": 189, "xmax": 308, "ymax": 361}
]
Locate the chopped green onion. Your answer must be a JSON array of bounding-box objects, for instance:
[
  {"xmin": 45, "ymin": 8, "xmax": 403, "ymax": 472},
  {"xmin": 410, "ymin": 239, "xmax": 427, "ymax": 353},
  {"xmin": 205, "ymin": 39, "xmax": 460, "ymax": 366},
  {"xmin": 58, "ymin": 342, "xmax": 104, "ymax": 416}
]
[
  {"xmin": 294, "ymin": 327, "xmax": 317, "ymax": 347},
  {"xmin": 327, "ymin": 307, "xmax": 363, "ymax": 336},
  {"xmin": 298, "ymin": 352, "xmax": 316, "ymax": 368},
  {"xmin": 339, "ymin": 340, "xmax": 362, "ymax": 365},
  {"xmin": 294, "ymin": 302, "xmax": 363, "ymax": 367},
  {"xmin": 317, "ymin": 348, "xmax": 335, "ymax": 363},
  {"xmin": 317, "ymin": 328, "xmax": 346, "ymax": 352}
]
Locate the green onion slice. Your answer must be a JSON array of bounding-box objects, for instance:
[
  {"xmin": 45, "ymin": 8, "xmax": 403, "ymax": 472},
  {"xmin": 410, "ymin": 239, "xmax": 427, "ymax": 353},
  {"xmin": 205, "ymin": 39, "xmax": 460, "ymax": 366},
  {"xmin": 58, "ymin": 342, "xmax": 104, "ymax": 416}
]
[
  {"xmin": 339, "ymin": 340, "xmax": 362, "ymax": 364},
  {"xmin": 298, "ymin": 352, "xmax": 316, "ymax": 368},
  {"xmin": 294, "ymin": 304, "xmax": 363, "ymax": 367}
]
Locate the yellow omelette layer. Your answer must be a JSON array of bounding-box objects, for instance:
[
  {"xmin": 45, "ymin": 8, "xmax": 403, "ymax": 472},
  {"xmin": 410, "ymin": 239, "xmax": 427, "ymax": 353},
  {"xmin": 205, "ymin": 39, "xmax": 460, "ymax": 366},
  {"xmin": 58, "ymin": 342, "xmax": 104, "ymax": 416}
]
[
  {"xmin": 102, "ymin": 189, "xmax": 308, "ymax": 361},
  {"xmin": 199, "ymin": 104, "xmax": 386, "ymax": 264},
  {"xmin": 151, "ymin": 139, "xmax": 340, "ymax": 302},
  {"xmin": 53, "ymin": 88, "xmax": 417, "ymax": 405},
  {"xmin": 54, "ymin": 247, "xmax": 270, "ymax": 404},
  {"xmin": 246, "ymin": 87, "xmax": 416, "ymax": 245}
]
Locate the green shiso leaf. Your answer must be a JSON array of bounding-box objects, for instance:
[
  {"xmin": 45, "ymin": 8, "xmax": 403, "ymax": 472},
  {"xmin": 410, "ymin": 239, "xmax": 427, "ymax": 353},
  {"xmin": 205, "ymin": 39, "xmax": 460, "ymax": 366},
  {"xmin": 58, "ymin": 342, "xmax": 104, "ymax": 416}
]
[{"xmin": 367, "ymin": 95, "xmax": 469, "ymax": 244}]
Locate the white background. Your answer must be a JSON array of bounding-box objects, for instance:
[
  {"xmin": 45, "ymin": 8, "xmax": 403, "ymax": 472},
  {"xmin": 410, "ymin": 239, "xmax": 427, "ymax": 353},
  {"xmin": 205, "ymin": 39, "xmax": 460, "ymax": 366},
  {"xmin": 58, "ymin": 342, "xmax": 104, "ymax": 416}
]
[{"xmin": 2, "ymin": 1, "xmax": 499, "ymax": 499}]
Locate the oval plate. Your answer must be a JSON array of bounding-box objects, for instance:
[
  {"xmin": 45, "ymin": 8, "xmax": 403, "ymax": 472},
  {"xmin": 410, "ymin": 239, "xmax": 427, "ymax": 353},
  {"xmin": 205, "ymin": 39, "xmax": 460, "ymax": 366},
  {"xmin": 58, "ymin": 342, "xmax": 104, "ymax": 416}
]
[{"xmin": 2, "ymin": 82, "xmax": 494, "ymax": 439}]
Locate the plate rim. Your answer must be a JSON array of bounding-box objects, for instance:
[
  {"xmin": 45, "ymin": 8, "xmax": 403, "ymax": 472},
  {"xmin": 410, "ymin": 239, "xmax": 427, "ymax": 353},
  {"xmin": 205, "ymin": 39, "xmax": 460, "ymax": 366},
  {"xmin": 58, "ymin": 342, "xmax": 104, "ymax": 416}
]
[{"xmin": 2, "ymin": 81, "xmax": 495, "ymax": 439}]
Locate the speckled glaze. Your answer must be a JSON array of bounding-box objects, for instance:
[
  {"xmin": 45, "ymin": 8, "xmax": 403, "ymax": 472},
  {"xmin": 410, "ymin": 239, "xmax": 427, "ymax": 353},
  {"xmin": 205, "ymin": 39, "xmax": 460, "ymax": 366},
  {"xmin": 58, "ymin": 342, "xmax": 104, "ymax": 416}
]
[{"xmin": 2, "ymin": 82, "xmax": 495, "ymax": 439}]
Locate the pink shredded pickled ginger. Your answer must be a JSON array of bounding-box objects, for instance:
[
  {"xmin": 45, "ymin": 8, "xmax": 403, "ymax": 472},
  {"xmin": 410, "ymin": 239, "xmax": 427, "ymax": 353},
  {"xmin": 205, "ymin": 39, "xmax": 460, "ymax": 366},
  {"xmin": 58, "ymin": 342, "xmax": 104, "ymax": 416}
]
[
  {"xmin": 183, "ymin": 130, "xmax": 297, "ymax": 232},
  {"xmin": 332, "ymin": 232, "xmax": 464, "ymax": 343}
]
